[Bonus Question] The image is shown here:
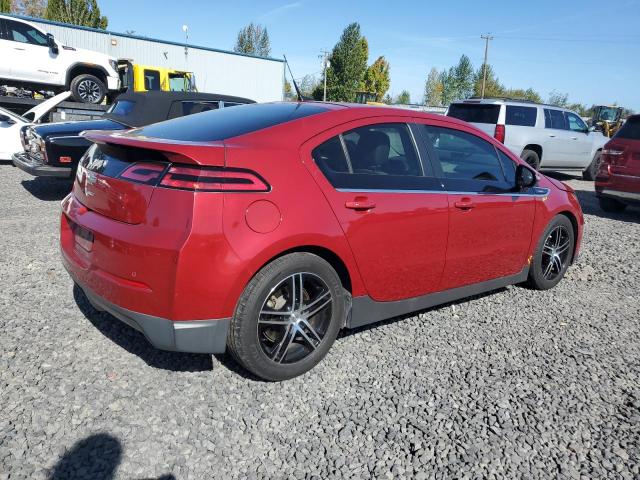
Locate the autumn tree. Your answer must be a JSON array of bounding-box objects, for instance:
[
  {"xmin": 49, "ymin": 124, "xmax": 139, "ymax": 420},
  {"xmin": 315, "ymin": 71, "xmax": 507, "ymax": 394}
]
[
  {"xmin": 234, "ymin": 23, "xmax": 271, "ymax": 57},
  {"xmin": 45, "ymin": 0, "xmax": 108, "ymax": 29},
  {"xmin": 364, "ymin": 56, "xmax": 390, "ymax": 102},
  {"xmin": 0, "ymin": 0, "xmax": 12, "ymax": 13},
  {"xmin": 423, "ymin": 67, "xmax": 443, "ymax": 106}
]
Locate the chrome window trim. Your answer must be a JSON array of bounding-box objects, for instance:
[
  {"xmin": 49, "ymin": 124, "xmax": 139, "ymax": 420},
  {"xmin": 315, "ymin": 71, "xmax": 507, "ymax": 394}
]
[{"xmin": 336, "ymin": 187, "xmax": 550, "ymax": 197}]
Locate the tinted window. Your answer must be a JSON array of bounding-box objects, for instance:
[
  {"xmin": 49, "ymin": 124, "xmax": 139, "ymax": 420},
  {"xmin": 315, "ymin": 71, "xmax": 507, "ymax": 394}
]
[
  {"xmin": 506, "ymin": 106, "xmax": 537, "ymax": 127},
  {"xmin": 312, "ymin": 123, "xmax": 441, "ymax": 191},
  {"xmin": 615, "ymin": 117, "xmax": 640, "ymax": 140},
  {"xmin": 144, "ymin": 70, "xmax": 161, "ymax": 91},
  {"xmin": 5, "ymin": 19, "xmax": 48, "ymax": 46},
  {"xmin": 447, "ymin": 104, "xmax": 500, "ymax": 124},
  {"xmin": 497, "ymin": 149, "xmax": 516, "ymax": 185},
  {"xmin": 566, "ymin": 112, "xmax": 587, "ymax": 132},
  {"xmin": 131, "ymin": 102, "xmax": 330, "ymax": 142},
  {"xmin": 108, "ymin": 100, "xmax": 136, "ymax": 116},
  {"xmin": 420, "ymin": 125, "xmax": 505, "ymax": 183},
  {"xmin": 544, "ymin": 109, "xmax": 567, "ymax": 130}
]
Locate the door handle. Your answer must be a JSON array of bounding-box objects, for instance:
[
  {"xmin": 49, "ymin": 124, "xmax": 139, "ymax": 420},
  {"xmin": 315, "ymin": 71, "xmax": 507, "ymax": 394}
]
[
  {"xmin": 548, "ymin": 134, "xmax": 556, "ymax": 138},
  {"xmin": 571, "ymin": 137, "xmax": 578, "ymax": 140},
  {"xmin": 345, "ymin": 197, "xmax": 376, "ymax": 211},
  {"xmin": 14, "ymin": 47, "xmax": 25, "ymax": 51},
  {"xmin": 454, "ymin": 198, "xmax": 475, "ymax": 210}
]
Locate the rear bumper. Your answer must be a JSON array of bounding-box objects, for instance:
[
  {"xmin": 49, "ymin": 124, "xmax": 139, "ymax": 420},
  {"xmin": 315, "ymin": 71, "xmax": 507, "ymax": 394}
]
[
  {"xmin": 595, "ymin": 173, "xmax": 640, "ymax": 205},
  {"xmin": 12, "ymin": 152, "xmax": 72, "ymax": 178},
  {"xmin": 68, "ymin": 270, "xmax": 230, "ymax": 354}
]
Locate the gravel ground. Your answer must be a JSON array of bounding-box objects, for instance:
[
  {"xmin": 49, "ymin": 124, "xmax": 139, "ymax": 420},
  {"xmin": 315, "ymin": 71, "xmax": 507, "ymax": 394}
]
[{"xmin": 1, "ymin": 162, "xmax": 639, "ymax": 480}]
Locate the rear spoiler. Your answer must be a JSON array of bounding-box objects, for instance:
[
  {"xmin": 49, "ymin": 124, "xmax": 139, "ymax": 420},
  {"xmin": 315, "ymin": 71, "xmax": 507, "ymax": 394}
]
[{"xmin": 81, "ymin": 130, "xmax": 225, "ymax": 166}]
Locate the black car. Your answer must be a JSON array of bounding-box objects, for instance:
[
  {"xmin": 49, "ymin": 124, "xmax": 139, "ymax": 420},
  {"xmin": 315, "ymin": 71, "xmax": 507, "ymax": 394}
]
[{"xmin": 12, "ymin": 91, "xmax": 254, "ymax": 178}]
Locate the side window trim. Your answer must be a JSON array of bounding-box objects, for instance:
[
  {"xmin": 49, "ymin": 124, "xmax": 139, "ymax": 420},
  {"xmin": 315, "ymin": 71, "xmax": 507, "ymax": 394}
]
[
  {"xmin": 337, "ymin": 134, "xmax": 354, "ymax": 173},
  {"xmin": 406, "ymin": 123, "xmax": 426, "ymax": 176},
  {"xmin": 409, "ymin": 122, "xmax": 440, "ymax": 179}
]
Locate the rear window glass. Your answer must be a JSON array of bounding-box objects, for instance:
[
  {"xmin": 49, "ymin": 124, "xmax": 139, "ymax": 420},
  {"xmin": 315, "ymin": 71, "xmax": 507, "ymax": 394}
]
[
  {"xmin": 447, "ymin": 104, "xmax": 500, "ymax": 124},
  {"xmin": 506, "ymin": 106, "xmax": 537, "ymax": 127},
  {"xmin": 108, "ymin": 100, "xmax": 136, "ymax": 116},
  {"xmin": 615, "ymin": 117, "xmax": 640, "ymax": 140},
  {"xmin": 130, "ymin": 103, "xmax": 330, "ymax": 142}
]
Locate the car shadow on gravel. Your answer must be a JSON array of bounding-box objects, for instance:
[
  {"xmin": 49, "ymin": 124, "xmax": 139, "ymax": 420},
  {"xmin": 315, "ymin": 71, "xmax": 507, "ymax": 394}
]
[
  {"xmin": 21, "ymin": 176, "xmax": 73, "ymax": 201},
  {"xmin": 73, "ymin": 285, "xmax": 214, "ymax": 373},
  {"xmin": 48, "ymin": 432, "xmax": 176, "ymax": 480}
]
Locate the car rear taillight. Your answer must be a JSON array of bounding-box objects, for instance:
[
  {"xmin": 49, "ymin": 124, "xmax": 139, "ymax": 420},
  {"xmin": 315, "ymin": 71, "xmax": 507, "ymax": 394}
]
[
  {"xmin": 601, "ymin": 147, "xmax": 627, "ymax": 166},
  {"xmin": 120, "ymin": 162, "xmax": 167, "ymax": 185},
  {"xmin": 159, "ymin": 165, "xmax": 269, "ymax": 192},
  {"xmin": 494, "ymin": 124, "xmax": 505, "ymax": 143}
]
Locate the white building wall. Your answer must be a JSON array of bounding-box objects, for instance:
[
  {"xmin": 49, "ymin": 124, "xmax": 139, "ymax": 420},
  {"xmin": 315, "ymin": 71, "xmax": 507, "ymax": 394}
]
[{"xmin": 28, "ymin": 18, "xmax": 285, "ymax": 103}]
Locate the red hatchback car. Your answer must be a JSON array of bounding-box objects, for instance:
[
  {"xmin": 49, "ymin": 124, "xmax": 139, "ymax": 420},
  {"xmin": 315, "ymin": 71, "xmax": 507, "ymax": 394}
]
[
  {"xmin": 61, "ymin": 102, "xmax": 583, "ymax": 380},
  {"xmin": 596, "ymin": 115, "xmax": 640, "ymax": 212}
]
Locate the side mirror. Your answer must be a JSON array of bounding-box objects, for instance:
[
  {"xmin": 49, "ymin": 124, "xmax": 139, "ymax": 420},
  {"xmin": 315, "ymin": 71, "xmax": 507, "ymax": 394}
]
[
  {"xmin": 47, "ymin": 33, "xmax": 59, "ymax": 54},
  {"xmin": 588, "ymin": 126, "xmax": 596, "ymax": 133},
  {"xmin": 516, "ymin": 164, "xmax": 536, "ymax": 190},
  {"xmin": 0, "ymin": 113, "xmax": 15, "ymax": 125}
]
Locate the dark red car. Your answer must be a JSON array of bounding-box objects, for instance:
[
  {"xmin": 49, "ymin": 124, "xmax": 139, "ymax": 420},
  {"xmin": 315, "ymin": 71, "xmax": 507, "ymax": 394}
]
[
  {"xmin": 60, "ymin": 102, "xmax": 584, "ymax": 380},
  {"xmin": 595, "ymin": 115, "xmax": 640, "ymax": 212}
]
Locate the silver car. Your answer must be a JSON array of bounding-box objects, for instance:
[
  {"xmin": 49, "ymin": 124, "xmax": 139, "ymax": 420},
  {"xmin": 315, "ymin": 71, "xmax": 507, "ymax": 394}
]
[{"xmin": 447, "ymin": 99, "xmax": 608, "ymax": 180}]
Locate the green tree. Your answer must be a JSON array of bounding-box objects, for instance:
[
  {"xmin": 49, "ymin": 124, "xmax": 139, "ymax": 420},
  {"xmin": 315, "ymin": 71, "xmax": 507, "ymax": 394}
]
[
  {"xmin": 364, "ymin": 56, "xmax": 390, "ymax": 102},
  {"xmin": 325, "ymin": 22, "xmax": 369, "ymax": 102},
  {"xmin": 473, "ymin": 63, "xmax": 503, "ymax": 98},
  {"xmin": 396, "ymin": 90, "xmax": 411, "ymax": 104},
  {"xmin": 0, "ymin": 0, "xmax": 11, "ymax": 13},
  {"xmin": 423, "ymin": 67, "xmax": 443, "ymax": 106},
  {"xmin": 453, "ymin": 54, "xmax": 475, "ymax": 100},
  {"xmin": 45, "ymin": 0, "xmax": 108, "ymax": 29},
  {"xmin": 233, "ymin": 22, "xmax": 271, "ymax": 57},
  {"xmin": 548, "ymin": 90, "xmax": 569, "ymax": 108}
]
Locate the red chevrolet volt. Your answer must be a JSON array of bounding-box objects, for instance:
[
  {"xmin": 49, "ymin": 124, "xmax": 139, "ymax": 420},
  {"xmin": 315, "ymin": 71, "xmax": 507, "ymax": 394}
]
[{"xmin": 60, "ymin": 102, "xmax": 584, "ymax": 380}]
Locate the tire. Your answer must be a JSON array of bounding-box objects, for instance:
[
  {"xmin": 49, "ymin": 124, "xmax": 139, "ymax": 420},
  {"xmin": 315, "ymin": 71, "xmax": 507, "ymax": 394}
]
[
  {"xmin": 527, "ymin": 215, "xmax": 575, "ymax": 290},
  {"xmin": 521, "ymin": 149, "xmax": 541, "ymax": 170},
  {"xmin": 227, "ymin": 253, "xmax": 346, "ymax": 381},
  {"xmin": 598, "ymin": 196, "xmax": 627, "ymax": 213},
  {"xmin": 70, "ymin": 74, "xmax": 106, "ymax": 104},
  {"xmin": 582, "ymin": 151, "xmax": 601, "ymax": 181}
]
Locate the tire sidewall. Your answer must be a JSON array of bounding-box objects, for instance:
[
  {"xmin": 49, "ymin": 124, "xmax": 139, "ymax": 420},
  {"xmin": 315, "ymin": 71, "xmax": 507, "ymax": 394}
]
[
  {"xmin": 71, "ymin": 74, "xmax": 106, "ymax": 104},
  {"xmin": 529, "ymin": 215, "xmax": 574, "ymax": 290},
  {"xmin": 230, "ymin": 253, "xmax": 345, "ymax": 381},
  {"xmin": 522, "ymin": 149, "xmax": 540, "ymax": 170}
]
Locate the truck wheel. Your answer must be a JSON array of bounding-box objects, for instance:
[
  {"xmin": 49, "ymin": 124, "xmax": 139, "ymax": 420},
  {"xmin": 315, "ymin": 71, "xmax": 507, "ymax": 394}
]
[
  {"xmin": 70, "ymin": 74, "xmax": 106, "ymax": 104},
  {"xmin": 582, "ymin": 152, "xmax": 601, "ymax": 181},
  {"xmin": 521, "ymin": 149, "xmax": 540, "ymax": 170}
]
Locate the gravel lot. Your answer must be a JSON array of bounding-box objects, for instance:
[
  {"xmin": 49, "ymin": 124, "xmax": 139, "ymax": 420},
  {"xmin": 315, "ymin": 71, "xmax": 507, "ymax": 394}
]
[{"xmin": 1, "ymin": 162, "xmax": 639, "ymax": 480}]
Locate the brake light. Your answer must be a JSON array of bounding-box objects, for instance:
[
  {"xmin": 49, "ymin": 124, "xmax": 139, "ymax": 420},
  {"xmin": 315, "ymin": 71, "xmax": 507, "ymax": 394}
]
[
  {"xmin": 601, "ymin": 147, "xmax": 627, "ymax": 166},
  {"xmin": 159, "ymin": 166, "xmax": 269, "ymax": 192},
  {"xmin": 494, "ymin": 124, "xmax": 505, "ymax": 143},
  {"xmin": 119, "ymin": 162, "xmax": 166, "ymax": 185}
]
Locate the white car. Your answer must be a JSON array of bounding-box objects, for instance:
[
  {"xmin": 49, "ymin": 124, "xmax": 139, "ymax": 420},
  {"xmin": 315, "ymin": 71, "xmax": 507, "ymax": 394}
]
[
  {"xmin": 0, "ymin": 91, "xmax": 70, "ymax": 161},
  {"xmin": 447, "ymin": 99, "xmax": 609, "ymax": 180},
  {"xmin": 0, "ymin": 15, "xmax": 120, "ymax": 104}
]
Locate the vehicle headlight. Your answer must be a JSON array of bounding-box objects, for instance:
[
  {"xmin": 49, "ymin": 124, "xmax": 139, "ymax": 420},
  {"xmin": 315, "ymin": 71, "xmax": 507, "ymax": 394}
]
[
  {"xmin": 26, "ymin": 129, "xmax": 47, "ymax": 162},
  {"xmin": 109, "ymin": 59, "xmax": 118, "ymax": 73}
]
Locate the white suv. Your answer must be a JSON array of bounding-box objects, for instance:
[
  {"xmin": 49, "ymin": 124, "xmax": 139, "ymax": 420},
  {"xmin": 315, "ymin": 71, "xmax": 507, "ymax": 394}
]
[
  {"xmin": 0, "ymin": 15, "xmax": 120, "ymax": 104},
  {"xmin": 447, "ymin": 98, "xmax": 608, "ymax": 180}
]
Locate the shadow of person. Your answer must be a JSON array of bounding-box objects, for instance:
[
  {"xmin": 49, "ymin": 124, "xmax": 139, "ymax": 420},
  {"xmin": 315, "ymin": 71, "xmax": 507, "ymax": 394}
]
[
  {"xmin": 73, "ymin": 284, "xmax": 214, "ymax": 373},
  {"xmin": 48, "ymin": 433, "xmax": 122, "ymax": 480},
  {"xmin": 21, "ymin": 176, "xmax": 73, "ymax": 201}
]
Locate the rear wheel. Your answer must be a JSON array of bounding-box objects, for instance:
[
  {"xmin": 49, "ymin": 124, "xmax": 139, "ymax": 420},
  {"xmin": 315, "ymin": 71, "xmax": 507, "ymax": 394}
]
[
  {"xmin": 527, "ymin": 215, "xmax": 574, "ymax": 290},
  {"xmin": 598, "ymin": 196, "xmax": 627, "ymax": 213},
  {"xmin": 227, "ymin": 253, "xmax": 346, "ymax": 381},
  {"xmin": 582, "ymin": 151, "xmax": 601, "ymax": 180},
  {"xmin": 70, "ymin": 74, "xmax": 106, "ymax": 104},
  {"xmin": 521, "ymin": 149, "xmax": 541, "ymax": 170}
]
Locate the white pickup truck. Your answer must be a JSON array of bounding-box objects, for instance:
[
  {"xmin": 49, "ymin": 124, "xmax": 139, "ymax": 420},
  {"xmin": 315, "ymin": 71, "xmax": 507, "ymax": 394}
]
[{"xmin": 0, "ymin": 14, "xmax": 120, "ymax": 103}]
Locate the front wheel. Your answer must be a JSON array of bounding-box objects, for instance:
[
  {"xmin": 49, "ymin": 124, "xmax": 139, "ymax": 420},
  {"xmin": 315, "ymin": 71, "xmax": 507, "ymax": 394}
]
[
  {"xmin": 527, "ymin": 215, "xmax": 575, "ymax": 290},
  {"xmin": 70, "ymin": 74, "xmax": 106, "ymax": 104},
  {"xmin": 582, "ymin": 151, "xmax": 601, "ymax": 181},
  {"xmin": 227, "ymin": 253, "xmax": 346, "ymax": 381}
]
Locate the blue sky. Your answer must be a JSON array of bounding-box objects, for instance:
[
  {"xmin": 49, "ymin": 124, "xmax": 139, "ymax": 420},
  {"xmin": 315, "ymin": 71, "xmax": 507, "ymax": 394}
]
[{"xmin": 101, "ymin": 0, "xmax": 640, "ymax": 110}]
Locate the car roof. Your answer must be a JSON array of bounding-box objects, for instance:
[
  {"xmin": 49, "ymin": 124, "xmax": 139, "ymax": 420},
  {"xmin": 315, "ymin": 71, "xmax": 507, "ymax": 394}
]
[
  {"xmin": 452, "ymin": 98, "xmax": 579, "ymax": 112},
  {"xmin": 103, "ymin": 91, "xmax": 256, "ymax": 127}
]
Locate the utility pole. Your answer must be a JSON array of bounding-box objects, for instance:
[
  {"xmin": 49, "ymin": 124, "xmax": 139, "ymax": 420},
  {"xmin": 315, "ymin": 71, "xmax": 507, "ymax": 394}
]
[
  {"xmin": 320, "ymin": 50, "xmax": 330, "ymax": 101},
  {"xmin": 480, "ymin": 33, "xmax": 493, "ymax": 99}
]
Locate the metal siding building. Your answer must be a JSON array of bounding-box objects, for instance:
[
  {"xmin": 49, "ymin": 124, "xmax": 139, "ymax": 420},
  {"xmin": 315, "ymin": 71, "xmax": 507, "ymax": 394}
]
[{"xmin": 16, "ymin": 15, "xmax": 285, "ymax": 103}]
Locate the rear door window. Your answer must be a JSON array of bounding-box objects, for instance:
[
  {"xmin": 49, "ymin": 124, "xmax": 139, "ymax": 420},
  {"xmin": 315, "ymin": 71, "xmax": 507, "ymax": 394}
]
[
  {"xmin": 544, "ymin": 109, "xmax": 567, "ymax": 130},
  {"xmin": 312, "ymin": 123, "xmax": 441, "ymax": 191},
  {"xmin": 447, "ymin": 104, "xmax": 500, "ymax": 124},
  {"xmin": 506, "ymin": 106, "xmax": 537, "ymax": 127},
  {"xmin": 417, "ymin": 124, "xmax": 511, "ymax": 193},
  {"xmin": 615, "ymin": 117, "xmax": 640, "ymax": 140}
]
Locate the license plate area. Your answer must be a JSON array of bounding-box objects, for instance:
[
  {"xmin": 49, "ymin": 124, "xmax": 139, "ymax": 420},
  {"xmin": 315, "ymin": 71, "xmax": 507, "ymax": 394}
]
[{"xmin": 72, "ymin": 222, "xmax": 94, "ymax": 252}]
